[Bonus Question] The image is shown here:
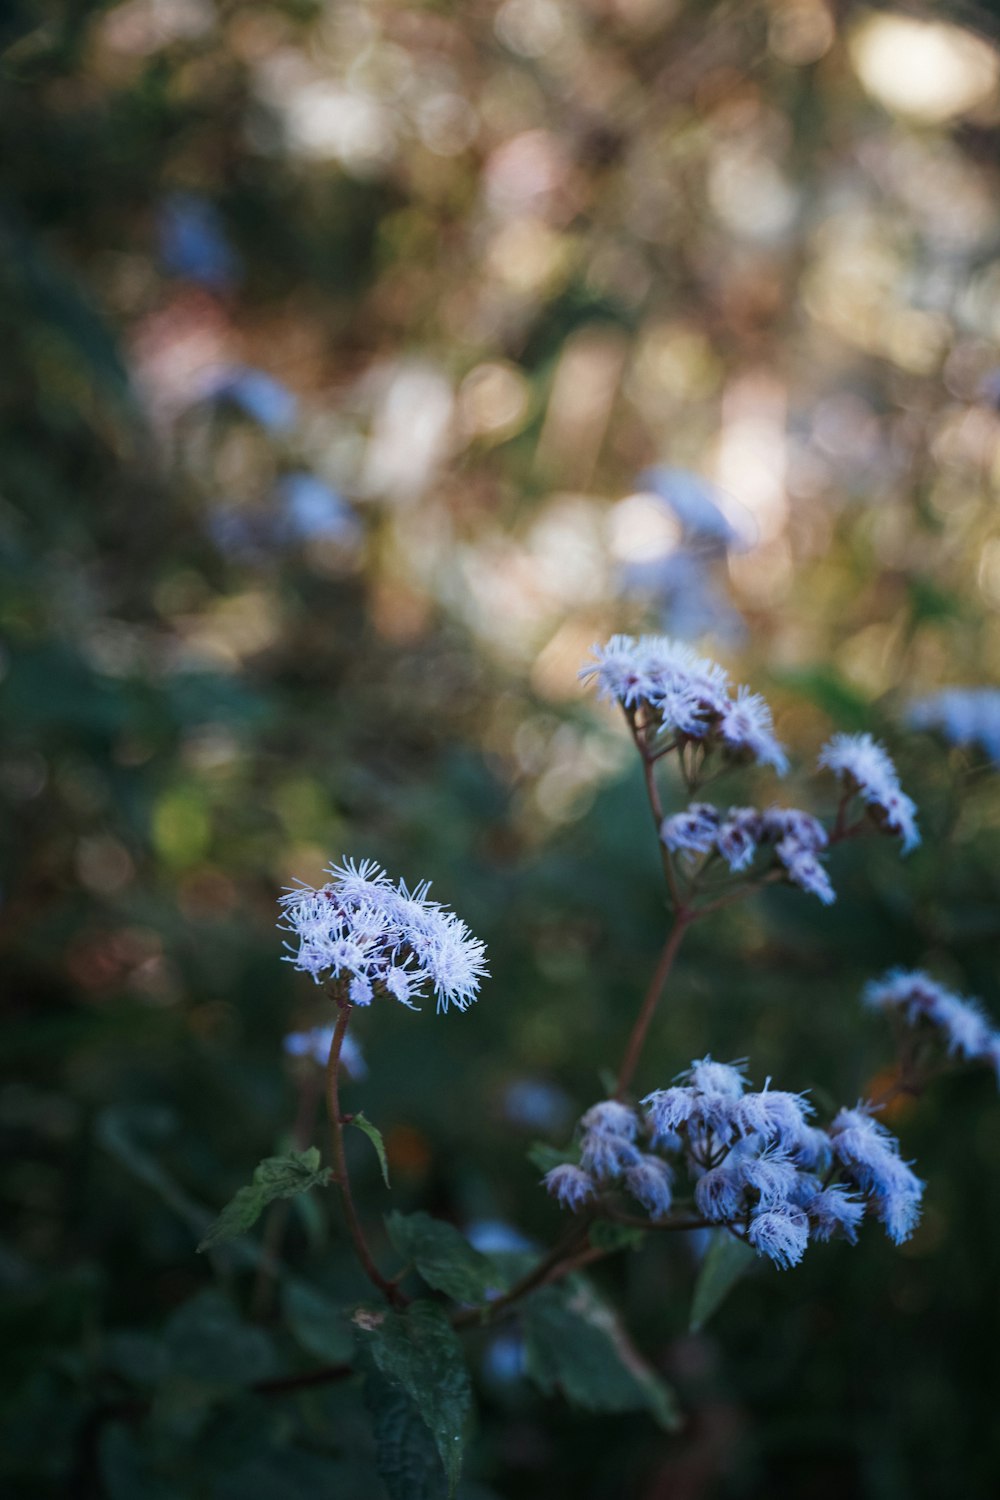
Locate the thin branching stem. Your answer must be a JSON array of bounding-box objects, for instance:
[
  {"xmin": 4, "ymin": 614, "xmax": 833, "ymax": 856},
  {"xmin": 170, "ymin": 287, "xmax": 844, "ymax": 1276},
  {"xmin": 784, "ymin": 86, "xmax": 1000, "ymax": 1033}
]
[
  {"xmin": 615, "ymin": 913, "xmax": 692, "ymax": 1098},
  {"xmin": 325, "ymin": 1002, "xmax": 406, "ymax": 1307}
]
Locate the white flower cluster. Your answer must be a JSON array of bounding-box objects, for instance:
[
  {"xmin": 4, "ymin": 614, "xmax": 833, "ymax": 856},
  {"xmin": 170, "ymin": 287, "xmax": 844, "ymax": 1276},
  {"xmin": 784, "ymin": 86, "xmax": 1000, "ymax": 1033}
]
[
  {"xmin": 864, "ymin": 969, "xmax": 1000, "ymax": 1084},
  {"xmin": 819, "ymin": 733, "xmax": 919, "ymax": 853},
  {"xmin": 581, "ymin": 635, "xmax": 788, "ymax": 774},
  {"xmin": 544, "ymin": 1057, "xmax": 924, "ymax": 1268},
  {"xmin": 661, "ymin": 803, "xmax": 834, "ymax": 904},
  {"xmin": 278, "ymin": 859, "xmax": 488, "ymax": 1013}
]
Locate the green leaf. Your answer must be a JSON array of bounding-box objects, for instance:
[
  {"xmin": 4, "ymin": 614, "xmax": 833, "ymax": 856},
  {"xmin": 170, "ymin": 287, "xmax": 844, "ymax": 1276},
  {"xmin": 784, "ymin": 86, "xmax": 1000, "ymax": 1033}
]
[
  {"xmin": 526, "ymin": 1141, "xmax": 577, "ymax": 1175},
  {"xmin": 350, "ymin": 1111, "xmax": 390, "ymax": 1187},
  {"xmin": 689, "ymin": 1230, "xmax": 757, "ymax": 1332},
  {"xmin": 386, "ymin": 1211, "xmax": 503, "ymax": 1304},
  {"xmin": 281, "ymin": 1280, "xmax": 354, "ymax": 1365},
  {"xmin": 364, "ymin": 1372, "xmax": 448, "ymax": 1500},
  {"xmin": 520, "ymin": 1277, "xmax": 679, "ymax": 1431},
  {"xmin": 588, "ymin": 1220, "xmax": 645, "ymax": 1253},
  {"xmin": 197, "ymin": 1149, "xmax": 330, "ymax": 1253},
  {"xmin": 163, "ymin": 1291, "xmax": 276, "ymax": 1389},
  {"xmin": 356, "ymin": 1301, "xmax": 472, "ymax": 1496}
]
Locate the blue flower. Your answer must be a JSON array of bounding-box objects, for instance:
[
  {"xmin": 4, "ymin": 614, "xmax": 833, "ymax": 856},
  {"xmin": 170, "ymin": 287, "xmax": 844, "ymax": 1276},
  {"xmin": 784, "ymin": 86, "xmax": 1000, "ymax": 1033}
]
[
  {"xmin": 580, "ymin": 1129, "xmax": 641, "ymax": 1182},
  {"xmin": 624, "ymin": 1155, "xmax": 674, "ymax": 1217},
  {"xmin": 544, "ymin": 1163, "xmax": 597, "ymax": 1211},
  {"xmin": 829, "ymin": 1106, "xmax": 924, "ymax": 1244},
  {"xmin": 276, "ymin": 472, "xmax": 362, "ymax": 548},
  {"xmin": 580, "ymin": 636, "xmax": 785, "ymax": 772},
  {"xmin": 747, "ymin": 1208, "xmax": 810, "ymax": 1268},
  {"xmin": 660, "ymin": 803, "xmax": 720, "ymax": 857},
  {"xmin": 740, "ymin": 1150, "xmax": 799, "ymax": 1208},
  {"xmin": 158, "ymin": 191, "xmax": 240, "ymax": 290},
  {"xmin": 716, "ymin": 808, "xmax": 762, "ymax": 872},
  {"xmin": 694, "ymin": 1163, "xmax": 744, "ymax": 1221},
  {"xmin": 736, "ymin": 1085, "xmax": 813, "ymax": 1149},
  {"xmin": 718, "ymin": 687, "xmax": 788, "ymax": 775},
  {"xmin": 863, "ymin": 968, "xmax": 1000, "ymax": 1078},
  {"xmin": 804, "ymin": 1184, "xmax": 865, "ymax": 1244},
  {"xmin": 201, "ymin": 365, "xmax": 299, "ymax": 432},
  {"xmin": 819, "ymin": 733, "xmax": 920, "ymax": 853}
]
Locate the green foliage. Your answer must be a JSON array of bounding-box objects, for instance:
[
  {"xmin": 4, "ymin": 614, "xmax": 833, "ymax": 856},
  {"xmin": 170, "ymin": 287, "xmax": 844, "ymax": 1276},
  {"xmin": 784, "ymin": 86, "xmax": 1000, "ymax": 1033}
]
[
  {"xmin": 197, "ymin": 1150, "xmax": 330, "ymax": 1253},
  {"xmin": 588, "ymin": 1220, "xmax": 646, "ymax": 1253},
  {"xmin": 689, "ymin": 1231, "xmax": 759, "ymax": 1332},
  {"xmin": 357, "ymin": 1301, "xmax": 472, "ymax": 1496},
  {"xmin": 365, "ymin": 1372, "xmax": 450, "ymax": 1500},
  {"xmin": 520, "ymin": 1277, "xmax": 679, "ymax": 1431},
  {"xmin": 386, "ymin": 1211, "xmax": 503, "ymax": 1303},
  {"xmin": 350, "ymin": 1111, "xmax": 391, "ymax": 1188},
  {"xmin": 281, "ymin": 1280, "xmax": 354, "ymax": 1365}
]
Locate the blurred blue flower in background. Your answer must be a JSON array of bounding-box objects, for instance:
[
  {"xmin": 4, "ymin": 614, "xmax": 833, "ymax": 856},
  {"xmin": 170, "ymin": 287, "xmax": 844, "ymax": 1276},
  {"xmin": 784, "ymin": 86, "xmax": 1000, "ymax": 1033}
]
[
  {"xmin": 276, "ymin": 471, "xmax": 363, "ymax": 548},
  {"xmin": 199, "ymin": 365, "xmax": 299, "ymax": 431},
  {"xmin": 465, "ymin": 1219, "xmax": 536, "ymax": 1255},
  {"xmin": 502, "ymin": 1077, "xmax": 574, "ymax": 1134},
  {"xmin": 158, "ymin": 192, "xmax": 241, "ymax": 291},
  {"xmin": 907, "ymin": 688, "xmax": 1000, "ymax": 762},
  {"xmin": 613, "ymin": 468, "xmax": 751, "ymax": 642}
]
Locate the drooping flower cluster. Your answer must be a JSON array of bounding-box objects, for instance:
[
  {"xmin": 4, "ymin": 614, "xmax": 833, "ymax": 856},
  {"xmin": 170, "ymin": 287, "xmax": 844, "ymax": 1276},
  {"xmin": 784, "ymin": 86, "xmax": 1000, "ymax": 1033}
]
[
  {"xmin": 581, "ymin": 635, "xmax": 788, "ymax": 774},
  {"xmin": 864, "ymin": 969, "xmax": 1000, "ymax": 1084},
  {"xmin": 661, "ymin": 803, "xmax": 834, "ymax": 904},
  {"xmin": 279, "ymin": 859, "xmax": 488, "ymax": 1012},
  {"xmin": 907, "ymin": 688, "xmax": 1000, "ymax": 763},
  {"xmin": 819, "ymin": 733, "xmax": 920, "ymax": 853},
  {"xmin": 544, "ymin": 1058, "xmax": 924, "ymax": 1268}
]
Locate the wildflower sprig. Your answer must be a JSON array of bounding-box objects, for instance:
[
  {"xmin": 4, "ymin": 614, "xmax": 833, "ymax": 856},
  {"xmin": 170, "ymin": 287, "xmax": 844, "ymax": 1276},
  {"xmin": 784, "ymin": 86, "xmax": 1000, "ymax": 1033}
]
[
  {"xmin": 546, "ymin": 1058, "xmax": 922, "ymax": 1268},
  {"xmin": 200, "ymin": 632, "xmax": 995, "ymax": 1497},
  {"xmin": 279, "ymin": 857, "xmax": 488, "ymax": 1012}
]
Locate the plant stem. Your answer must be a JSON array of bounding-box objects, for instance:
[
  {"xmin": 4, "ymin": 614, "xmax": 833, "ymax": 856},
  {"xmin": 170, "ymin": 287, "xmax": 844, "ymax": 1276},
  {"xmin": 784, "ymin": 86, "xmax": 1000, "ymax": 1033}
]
[
  {"xmin": 325, "ymin": 1003, "xmax": 405, "ymax": 1307},
  {"xmin": 615, "ymin": 912, "xmax": 691, "ymax": 1098},
  {"xmin": 451, "ymin": 1218, "xmax": 593, "ymax": 1330}
]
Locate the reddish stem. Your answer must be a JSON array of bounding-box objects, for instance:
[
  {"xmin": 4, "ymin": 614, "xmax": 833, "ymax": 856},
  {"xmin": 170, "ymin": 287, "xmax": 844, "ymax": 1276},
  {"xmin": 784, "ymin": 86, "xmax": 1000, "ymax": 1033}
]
[
  {"xmin": 325, "ymin": 1004, "xmax": 406, "ymax": 1307},
  {"xmin": 615, "ymin": 912, "xmax": 692, "ymax": 1098}
]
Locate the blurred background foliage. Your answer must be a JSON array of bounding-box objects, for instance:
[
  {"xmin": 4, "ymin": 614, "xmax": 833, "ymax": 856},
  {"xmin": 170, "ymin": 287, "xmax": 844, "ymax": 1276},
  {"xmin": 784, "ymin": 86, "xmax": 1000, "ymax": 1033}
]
[{"xmin": 3, "ymin": 0, "xmax": 1000, "ymax": 1495}]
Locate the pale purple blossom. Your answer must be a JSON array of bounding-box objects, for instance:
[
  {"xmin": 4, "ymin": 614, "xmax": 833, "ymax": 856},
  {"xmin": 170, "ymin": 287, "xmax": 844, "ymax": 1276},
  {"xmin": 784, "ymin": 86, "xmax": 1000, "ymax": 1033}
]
[
  {"xmin": 819, "ymin": 733, "xmax": 920, "ymax": 853},
  {"xmin": 747, "ymin": 1208, "xmax": 809, "ymax": 1268},
  {"xmin": 279, "ymin": 858, "xmax": 488, "ymax": 1013},
  {"xmin": 544, "ymin": 1163, "xmax": 596, "ymax": 1210},
  {"xmin": 828, "ymin": 1106, "xmax": 924, "ymax": 1244},
  {"xmin": 580, "ymin": 635, "xmax": 786, "ymax": 773},
  {"xmin": 624, "ymin": 1155, "xmax": 674, "ymax": 1217},
  {"xmin": 863, "ymin": 968, "xmax": 1000, "ymax": 1082},
  {"xmin": 803, "ymin": 1184, "xmax": 865, "ymax": 1244},
  {"xmin": 661, "ymin": 800, "xmax": 835, "ymax": 902},
  {"xmin": 718, "ymin": 688, "xmax": 789, "ymax": 774},
  {"xmin": 660, "ymin": 803, "xmax": 720, "ymax": 857}
]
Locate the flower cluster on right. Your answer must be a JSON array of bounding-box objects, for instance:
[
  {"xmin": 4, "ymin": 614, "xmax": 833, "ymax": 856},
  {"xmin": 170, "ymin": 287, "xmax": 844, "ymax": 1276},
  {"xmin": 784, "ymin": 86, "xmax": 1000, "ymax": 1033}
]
[{"xmin": 545, "ymin": 1058, "xmax": 923, "ymax": 1269}]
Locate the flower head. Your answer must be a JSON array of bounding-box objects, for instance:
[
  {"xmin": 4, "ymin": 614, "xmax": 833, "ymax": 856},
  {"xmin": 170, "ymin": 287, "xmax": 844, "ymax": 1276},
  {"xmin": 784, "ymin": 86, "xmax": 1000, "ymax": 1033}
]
[
  {"xmin": 829, "ymin": 1105, "xmax": 924, "ymax": 1244},
  {"xmin": 544, "ymin": 1163, "xmax": 596, "ymax": 1211},
  {"xmin": 747, "ymin": 1207, "xmax": 810, "ymax": 1268},
  {"xmin": 819, "ymin": 733, "xmax": 920, "ymax": 853},
  {"xmin": 580, "ymin": 635, "xmax": 786, "ymax": 773},
  {"xmin": 863, "ymin": 968, "xmax": 1000, "ymax": 1079},
  {"xmin": 279, "ymin": 860, "xmax": 488, "ymax": 1012}
]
